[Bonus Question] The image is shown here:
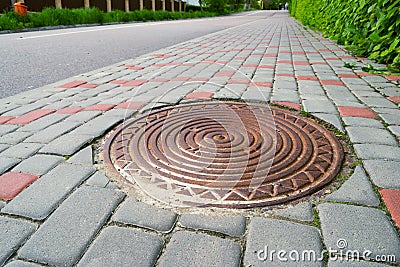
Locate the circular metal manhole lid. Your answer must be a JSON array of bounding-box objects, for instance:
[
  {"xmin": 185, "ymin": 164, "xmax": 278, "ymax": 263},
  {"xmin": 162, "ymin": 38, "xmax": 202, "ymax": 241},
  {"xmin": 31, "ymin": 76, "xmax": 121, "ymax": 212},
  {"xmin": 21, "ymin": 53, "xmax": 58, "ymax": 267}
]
[{"xmin": 104, "ymin": 102, "xmax": 343, "ymax": 208}]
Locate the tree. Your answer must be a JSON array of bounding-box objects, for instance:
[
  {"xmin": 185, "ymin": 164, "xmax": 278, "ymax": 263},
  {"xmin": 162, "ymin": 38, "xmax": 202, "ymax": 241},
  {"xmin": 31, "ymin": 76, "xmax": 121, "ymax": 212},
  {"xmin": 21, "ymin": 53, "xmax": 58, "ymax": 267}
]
[{"xmin": 204, "ymin": 0, "xmax": 228, "ymax": 13}]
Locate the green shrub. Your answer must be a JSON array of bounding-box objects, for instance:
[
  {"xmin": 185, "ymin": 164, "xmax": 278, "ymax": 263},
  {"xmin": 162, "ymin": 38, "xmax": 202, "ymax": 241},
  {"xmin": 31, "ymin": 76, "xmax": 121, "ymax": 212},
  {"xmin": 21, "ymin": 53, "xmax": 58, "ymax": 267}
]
[
  {"xmin": 0, "ymin": 12, "xmax": 22, "ymax": 30},
  {"xmin": 289, "ymin": 0, "xmax": 400, "ymax": 71}
]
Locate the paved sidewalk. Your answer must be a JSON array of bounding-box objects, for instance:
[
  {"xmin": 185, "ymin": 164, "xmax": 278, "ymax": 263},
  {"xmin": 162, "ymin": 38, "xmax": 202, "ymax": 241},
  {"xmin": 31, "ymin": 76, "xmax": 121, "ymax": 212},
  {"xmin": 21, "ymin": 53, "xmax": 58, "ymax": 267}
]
[{"xmin": 1, "ymin": 11, "xmax": 400, "ymax": 267}]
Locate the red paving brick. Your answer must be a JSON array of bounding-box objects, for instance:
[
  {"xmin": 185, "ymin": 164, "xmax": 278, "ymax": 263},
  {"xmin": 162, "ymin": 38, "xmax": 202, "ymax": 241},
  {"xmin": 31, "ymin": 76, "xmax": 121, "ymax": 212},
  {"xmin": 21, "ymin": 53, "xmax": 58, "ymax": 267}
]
[
  {"xmin": 215, "ymin": 71, "xmax": 236, "ymax": 77},
  {"xmin": 293, "ymin": 61, "xmax": 310, "ymax": 65},
  {"xmin": 0, "ymin": 116, "xmax": 15, "ymax": 124},
  {"xmin": 338, "ymin": 106, "xmax": 376, "ymax": 118},
  {"xmin": 58, "ymin": 81, "xmax": 87, "ymax": 88},
  {"xmin": 124, "ymin": 79, "xmax": 147, "ymax": 87},
  {"xmin": 150, "ymin": 78, "xmax": 170, "ymax": 82},
  {"xmin": 320, "ymin": 80, "xmax": 345, "ymax": 86},
  {"xmin": 242, "ymin": 64, "xmax": 258, "ymax": 68},
  {"xmin": 258, "ymin": 65, "xmax": 275, "ymax": 69},
  {"xmin": 253, "ymin": 82, "xmax": 273, "ymax": 88},
  {"xmin": 185, "ymin": 92, "xmax": 214, "ymax": 99},
  {"xmin": 338, "ymin": 74, "xmax": 359, "ymax": 78},
  {"xmin": 152, "ymin": 54, "xmax": 171, "ymax": 58},
  {"xmin": 296, "ymin": 76, "xmax": 318, "ymax": 81},
  {"xmin": 388, "ymin": 96, "xmax": 400, "ymax": 104},
  {"xmin": 228, "ymin": 78, "xmax": 250, "ymax": 84},
  {"xmin": 84, "ymin": 104, "xmax": 116, "ymax": 111},
  {"xmin": 356, "ymin": 71, "xmax": 375, "ymax": 76},
  {"xmin": 115, "ymin": 102, "xmax": 146, "ymax": 110},
  {"xmin": 384, "ymin": 75, "xmax": 400, "ymax": 81},
  {"xmin": 263, "ymin": 53, "xmax": 277, "ymax": 57},
  {"xmin": 171, "ymin": 77, "xmax": 191, "ymax": 82},
  {"xmin": 56, "ymin": 106, "xmax": 84, "ymax": 114},
  {"xmin": 128, "ymin": 66, "xmax": 145, "ymax": 70},
  {"xmin": 273, "ymin": 101, "xmax": 302, "ymax": 111},
  {"xmin": 6, "ymin": 109, "xmax": 55, "ymax": 125},
  {"xmin": 277, "ymin": 60, "xmax": 292, "ymax": 64},
  {"xmin": 189, "ymin": 78, "xmax": 209, "ymax": 82},
  {"xmin": 109, "ymin": 80, "xmax": 128, "ymax": 85},
  {"xmin": 0, "ymin": 172, "xmax": 39, "ymax": 200},
  {"xmin": 78, "ymin": 83, "xmax": 99, "ymax": 88},
  {"xmin": 380, "ymin": 189, "xmax": 400, "ymax": 227}
]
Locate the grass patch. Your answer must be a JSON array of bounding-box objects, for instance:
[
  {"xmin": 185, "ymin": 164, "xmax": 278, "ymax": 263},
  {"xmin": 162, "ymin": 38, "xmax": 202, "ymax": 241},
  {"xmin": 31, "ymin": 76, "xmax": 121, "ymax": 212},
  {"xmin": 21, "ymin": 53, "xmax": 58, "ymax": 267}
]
[{"xmin": 0, "ymin": 7, "xmax": 219, "ymax": 31}]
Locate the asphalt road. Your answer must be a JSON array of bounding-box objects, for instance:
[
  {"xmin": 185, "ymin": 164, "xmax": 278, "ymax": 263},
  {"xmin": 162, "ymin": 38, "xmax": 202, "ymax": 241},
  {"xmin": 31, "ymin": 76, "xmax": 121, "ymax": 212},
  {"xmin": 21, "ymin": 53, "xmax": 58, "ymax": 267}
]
[{"xmin": 0, "ymin": 10, "xmax": 276, "ymax": 98}]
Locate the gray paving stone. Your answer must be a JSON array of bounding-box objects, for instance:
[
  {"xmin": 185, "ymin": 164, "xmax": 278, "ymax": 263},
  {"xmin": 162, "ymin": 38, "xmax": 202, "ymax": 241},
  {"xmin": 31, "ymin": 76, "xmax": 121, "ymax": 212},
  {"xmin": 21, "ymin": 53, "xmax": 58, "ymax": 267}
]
[
  {"xmin": 0, "ymin": 144, "xmax": 9, "ymax": 153},
  {"xmin": 40, "ymin": 134, "xmax": 94, "ymax": 156},
  {"xmin": 179, "ymin": 214, "xmax": 246, "ymax": 237},
  {"xmin": 362, "ymin": 76, "xmax": 390, "ymax": 83},
  {"xmin": 0, "ymin": 200, "xmax": 5, "ymax": 209},
  {"xmin": 67, "ymin": 146, "xmax": 93, "ymax": 165},
  {"xmin": 4, "ymin": 260, "xmax": 41, "ymax": 267},
  {"xmin": 112, "ymin": 199, "xmax": 177, "ymax": 233},
  {"xmin": 372, "ymin": 107, "xmax": 399, "ymax": 114},
  {"xmin": 77, "ymin": 226, "xmax": 163, "ymax": 267},
  {"xmin": 85, "ymin": 171, "xmax": 111, "ymax": 187},
  {"xmin": 0, "ymin": 143, "xmax": 42, "ymax": 159},
  {"xmin": 326, "ymin": 165, "xmax": 380, "ymax": 206},
  {"xmin": 363, "ymin": 160, "xmax": 400, "ymax": 188},
  {"xmin": 359, "ymin": 97, "xmax": 398, "ymax": 108},
  {"xmin": 213, "ymin": 88, "xmax": 241, "ymax": 99},
  {"xmin": 2, "ymin": 163, "xmax": 95, "ymax": 220},
  {"xmin": 379, "ymin": 113, "xmax": 400, "ymax": 125},
  {"xmin": 312, "ymin": 113, "xmax": 344, "ymax": 132},
  {"xmin": 274, "ymin": 199, "xmax": 314, "ymax": 222},
  {"xmin": 318, "ymin": 203, "xmax": 400, "ymax": 264},
  {"xmin": 25, "ymin": 121, "xmax": 82, "ymax": 143},
  {"xmin": 0, "ymin": 216, "xmax": 36, "ymax": 266},
  {"xmin": 0, "ymin": 132, "xmax": 32, "ymax": 145},
  {"xmin": 0, "ymin": 157, "xmax": 21, "ymax": 174},
  {"xmin": 327, "ymin": 259, "xmax": 391, "ymax": 267},
  {"xmin": 16, "ymin": 114, "xmax": 68, "ymax": 132},
  {"xmin": 158, "ymin": 231, "xmax": 241, "ymax": 267},
  {"xmin": 342, "ymin": 117, "xmax": 384, "ymax": 128},
  {"xmin": 353, "ymin": 144, "xmax": 400, "ymax": 160},
  {"xmin": 18, "ymin": 187, "xmax": 124, "ymax": 267},
  {"xmin": 388, "ymin": 125, "xmax": 400, "ymax": 137},
  {"xmin": 70, "ymin": 115, "xmax": 122, "ymax": 137},
  {"xmin": 12, "ymin": 154, "xmax": 64, "ymax": 176},
  {"xmin": 2, "ymin": 103, "xmax": 45, "ymax": 117},
  {"xmin": 0, "ymin": 125, "xmax": 19, "ymax": 136},
  {"xmin": 244, "ymin": 217, "xmax": 322, "ymax": 267},
  {"xmin": 303, "ymin": 99, "xmax": 338, "ymax": 114},
  {"xmin": 346, "ymin": 127, "xmax": 397, "ymax": 145},
  {"xmin": 64, "ymin": 110, "xmax": 102, "ymax": 123},
  {"xmin": 103, "ymin": 108, "xmax": 136, "ymax": 119}
]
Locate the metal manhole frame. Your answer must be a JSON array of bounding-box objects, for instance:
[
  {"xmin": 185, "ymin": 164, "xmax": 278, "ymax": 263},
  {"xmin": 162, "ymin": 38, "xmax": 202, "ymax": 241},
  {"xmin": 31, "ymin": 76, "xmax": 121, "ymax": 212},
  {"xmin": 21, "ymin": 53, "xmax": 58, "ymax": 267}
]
[{"xmin": 103, "ymin": 101, "xmax": 344, "ymax": 209}]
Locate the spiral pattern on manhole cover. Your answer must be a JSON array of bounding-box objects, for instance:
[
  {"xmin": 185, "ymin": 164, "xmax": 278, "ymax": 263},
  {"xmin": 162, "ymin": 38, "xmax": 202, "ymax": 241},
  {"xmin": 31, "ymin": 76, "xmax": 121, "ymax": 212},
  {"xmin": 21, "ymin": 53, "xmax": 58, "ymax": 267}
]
[{"xmin": 104, "ymin": 102, "xmax": 343, "ymax": 208}]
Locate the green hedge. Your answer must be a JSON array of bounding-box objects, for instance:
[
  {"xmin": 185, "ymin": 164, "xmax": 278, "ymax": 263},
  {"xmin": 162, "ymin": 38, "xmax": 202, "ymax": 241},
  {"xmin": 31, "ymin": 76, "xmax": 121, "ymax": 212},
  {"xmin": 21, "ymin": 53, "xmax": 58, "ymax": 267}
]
[
  {"xmin": 290, "ymin": 0, "xmax": 400, "ymax": 71},
  {"xmin": 0, "ymin": 8, "xmax": 217, "ymax": 31}
]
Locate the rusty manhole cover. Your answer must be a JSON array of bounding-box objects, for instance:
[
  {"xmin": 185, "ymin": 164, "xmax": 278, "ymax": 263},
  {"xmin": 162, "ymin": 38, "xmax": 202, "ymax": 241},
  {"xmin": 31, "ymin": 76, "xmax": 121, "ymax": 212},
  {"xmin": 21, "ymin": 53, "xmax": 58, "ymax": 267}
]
[{"xmin": 104, "ymin": 102, "xmax": 343, "ymax": 208}]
